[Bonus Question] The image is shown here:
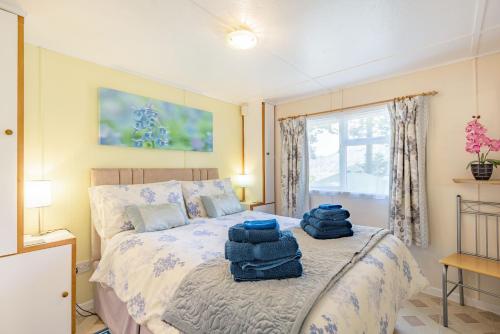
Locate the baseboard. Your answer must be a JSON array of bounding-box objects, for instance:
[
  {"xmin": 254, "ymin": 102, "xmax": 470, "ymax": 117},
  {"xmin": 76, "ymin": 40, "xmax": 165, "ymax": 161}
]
[
  {"xmin": 423, "ymin": 286, "xmax": 500, "ymax": 315},
  {"xmin": 77, "ymin": 299, "xmax": 95, "ymax": 313}
]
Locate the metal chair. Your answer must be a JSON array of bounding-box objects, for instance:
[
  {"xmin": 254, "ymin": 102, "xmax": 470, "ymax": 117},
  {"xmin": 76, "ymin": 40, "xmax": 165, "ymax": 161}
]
[{"xmin": 439, "ymin": 195, "xmax": 500, "ymax": 327}]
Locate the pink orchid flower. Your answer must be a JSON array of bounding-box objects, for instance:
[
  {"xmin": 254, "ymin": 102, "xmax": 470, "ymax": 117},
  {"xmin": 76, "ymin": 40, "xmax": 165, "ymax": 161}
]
[{"xmin": 465, "ymin": 117, "xmax": 500, "ymax": 168}]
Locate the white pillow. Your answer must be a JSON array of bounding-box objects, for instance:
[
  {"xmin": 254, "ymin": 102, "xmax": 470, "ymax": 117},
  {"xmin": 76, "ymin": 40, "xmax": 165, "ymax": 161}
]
[
  {"xmin": 181, "ymin": 178, "xmax": 235, "ymax": 218},
  {"xmin": 89, "ymin": 180, "xmax": 186, "ymax": 238}
]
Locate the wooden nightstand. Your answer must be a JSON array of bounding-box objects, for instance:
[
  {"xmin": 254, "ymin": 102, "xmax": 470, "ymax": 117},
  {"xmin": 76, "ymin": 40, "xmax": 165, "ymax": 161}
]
[
  {"xmin": 241, "ymin": 201, "xmax": 276, "ymax": 214},
  {"xmin": 0, "ymin": 230, "xmax": 76, "ymax": 334},
  {"xmin": 240, "ymin": 201, "xmax": 255, "ymax": 210}
]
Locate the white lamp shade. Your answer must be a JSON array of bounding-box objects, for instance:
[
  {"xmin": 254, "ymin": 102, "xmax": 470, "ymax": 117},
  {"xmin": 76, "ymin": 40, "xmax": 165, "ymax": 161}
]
[
  {"xmin": 234, "ymin": 174, "xmax": 252, "ymax": 188},
  {"xmin": 25, "ymin": 180, "xmax": 52, "ymax": 208}
]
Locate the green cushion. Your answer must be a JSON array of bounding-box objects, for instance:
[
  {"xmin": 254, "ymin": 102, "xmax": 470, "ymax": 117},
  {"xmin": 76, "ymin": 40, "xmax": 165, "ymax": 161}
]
[
  {"xmin": 125, "ymin": 203, "xmax": 188, "ymax": 233},
  {"xmin": 201, "ymin": 193, "xmax": 243, "ymax": 218}
]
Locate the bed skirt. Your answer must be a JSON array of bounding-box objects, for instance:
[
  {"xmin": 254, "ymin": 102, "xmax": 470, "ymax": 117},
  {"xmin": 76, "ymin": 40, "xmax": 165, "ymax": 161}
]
[{"xmin": 94, "ymin": 281, "xmax": 154, "ymax": 334}]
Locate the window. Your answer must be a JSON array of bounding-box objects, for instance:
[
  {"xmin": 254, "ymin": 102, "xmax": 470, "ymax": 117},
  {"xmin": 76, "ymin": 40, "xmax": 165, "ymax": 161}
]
[{"xmin": 307, "ymin": 106, "xmax": 390, "ymax": 197}]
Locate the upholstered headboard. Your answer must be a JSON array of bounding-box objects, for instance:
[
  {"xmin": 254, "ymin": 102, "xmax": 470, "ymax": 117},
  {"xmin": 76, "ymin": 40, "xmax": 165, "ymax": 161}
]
[{"xmin": 90, "ymin": 168, "xmax": 219, "ymax": 261}]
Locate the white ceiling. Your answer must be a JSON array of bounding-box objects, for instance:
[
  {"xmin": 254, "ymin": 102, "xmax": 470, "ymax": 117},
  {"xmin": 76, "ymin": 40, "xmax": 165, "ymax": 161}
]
[{"xmin": 15, "ymin": 0, "xmax": 500, "ymax": 105}]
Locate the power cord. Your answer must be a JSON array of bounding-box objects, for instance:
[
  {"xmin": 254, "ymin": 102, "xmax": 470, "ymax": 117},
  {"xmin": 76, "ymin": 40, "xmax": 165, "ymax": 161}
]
[{"xmin": 76, "ymin": 303, "xmax": 97, "ymax": 317}]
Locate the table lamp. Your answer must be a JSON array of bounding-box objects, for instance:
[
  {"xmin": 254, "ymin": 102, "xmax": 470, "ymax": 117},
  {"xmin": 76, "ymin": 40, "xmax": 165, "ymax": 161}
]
[
  {"xmin": 234, "ymin": 174, "xmax": 252, "ymax": 202},
  {"xmin": 25, "ymin": 180, "xmax": 52, "ymax": 235}
]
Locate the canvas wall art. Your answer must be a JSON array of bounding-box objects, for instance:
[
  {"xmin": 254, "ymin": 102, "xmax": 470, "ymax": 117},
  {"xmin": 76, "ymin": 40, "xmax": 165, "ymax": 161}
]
[{"xmin": 99, "ymin": 88, "xmax": 213, "ymax": 152}]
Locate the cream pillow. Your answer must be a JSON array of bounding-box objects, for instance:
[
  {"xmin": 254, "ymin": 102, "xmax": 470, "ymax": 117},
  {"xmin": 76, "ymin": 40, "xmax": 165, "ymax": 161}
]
[
  {"xmin": 181, "ymin": 178, "xmax": 235, "ymax": 218},
  {"xmin": 89, "ymin": 180, "xmax": 186, "ymax": 238}
]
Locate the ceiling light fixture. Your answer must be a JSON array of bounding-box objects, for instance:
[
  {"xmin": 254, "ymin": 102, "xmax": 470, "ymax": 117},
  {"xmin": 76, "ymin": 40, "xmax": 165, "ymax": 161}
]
[{"xmin": 226, "ymin": 29, "xmax": 258, "ymax": 50}]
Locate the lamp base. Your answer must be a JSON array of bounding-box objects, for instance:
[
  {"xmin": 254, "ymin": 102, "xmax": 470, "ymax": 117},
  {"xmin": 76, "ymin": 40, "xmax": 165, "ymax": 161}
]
[{"xmin": 37, "ymin": 207, "xmax": 44, "ymax": 235}]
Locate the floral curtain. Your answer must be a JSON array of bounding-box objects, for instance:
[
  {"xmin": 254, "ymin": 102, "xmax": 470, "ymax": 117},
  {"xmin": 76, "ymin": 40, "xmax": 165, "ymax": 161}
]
[
  {"xmin": 280, "ymin": 116, "xmax": 309, "ymax": 218},
  {"xmin": 388, "ymin": 96, "xmax": 429, "ymax": 247}
]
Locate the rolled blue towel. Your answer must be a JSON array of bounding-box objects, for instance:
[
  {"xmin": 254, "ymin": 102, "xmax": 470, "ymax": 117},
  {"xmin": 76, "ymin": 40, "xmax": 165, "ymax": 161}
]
[
  {"xmin": 304, "ymin": 213, "xmax": 352, "ymax": 229},
  {"xmin": 302, "ymin": 223, "xmax": 353, "ymax": 239},
  {"xmin": 310, "ymin": 207, "xmax": 350, "ymax": 221},
  {"xmin": 238, "ymin": 250, "xmax": 302, "ymax": 271},
  {"xmin": 228, "ymin": 223, "xmax": 280, "ymax": 243},
  {"xmin": 225, "ymin": 231, "xmax": 299, "ymax": 262},
  {"xmin": 243, "ymin": 219, "xmax": 278, "ymax": 230},
  {"xmin": 230, "ymin": 259, "xmax": 303, "ymax": 281},
  {"xmin": 318, "ymin": 204, "xmax": 343, "ymax": 210}
]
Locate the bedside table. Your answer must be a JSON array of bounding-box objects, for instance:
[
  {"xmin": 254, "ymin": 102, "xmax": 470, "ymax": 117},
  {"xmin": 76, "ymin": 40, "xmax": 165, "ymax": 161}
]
[
  {"xmin": 241, "ymin": 201, "xmax": 276, "ymax": 214},
  {"xmin": 240, "ymin": 201, "xmax": 256, "ymax": 210},
  {"xmin": 0, "ymin": 230, "xmax": 76, "ymax": 334},
  {"xmin": 24, "ymin": 229, "xmax": 75, "ymax": 247}
]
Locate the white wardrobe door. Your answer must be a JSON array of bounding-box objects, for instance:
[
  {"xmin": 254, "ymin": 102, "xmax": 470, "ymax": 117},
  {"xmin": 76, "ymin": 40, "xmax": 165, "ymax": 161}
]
[
  {"xmin": 0, "ymin": 9, "xmax": 18, "ymax": 256},
  {"xmin": 0, "ymin": 245, "xmax": 72, "ymax": 334},
  {"xmin": 264, "ymin": 103, "xmax": 275, "ymax": 203}
]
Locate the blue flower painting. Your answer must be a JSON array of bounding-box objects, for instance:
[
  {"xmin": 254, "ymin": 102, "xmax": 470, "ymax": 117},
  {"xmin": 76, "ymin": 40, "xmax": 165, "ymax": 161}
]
[{"xmin": 99, "ymin": 88, "xmax": 213, "ymax": 152}]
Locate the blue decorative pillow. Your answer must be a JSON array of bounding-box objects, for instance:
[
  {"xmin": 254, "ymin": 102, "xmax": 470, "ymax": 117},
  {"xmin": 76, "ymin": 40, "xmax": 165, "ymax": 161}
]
[
  {"xmin": 125, "ymin": 203, "xmax": 188, "ymax": 233},
  {"xmin": 201, "ymin": 193, "xmax": 243, "ymax": 218}
]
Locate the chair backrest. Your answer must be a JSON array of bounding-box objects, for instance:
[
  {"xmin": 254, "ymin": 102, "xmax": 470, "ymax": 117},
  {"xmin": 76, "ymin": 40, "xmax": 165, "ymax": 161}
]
[{"xmin": 457, "ymin": 195, "xmax": 500, "ymax": 261}]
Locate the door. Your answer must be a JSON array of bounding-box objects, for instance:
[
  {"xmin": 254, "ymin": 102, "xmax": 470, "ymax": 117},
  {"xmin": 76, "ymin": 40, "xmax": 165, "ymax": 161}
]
[
  {"xmin": 264, "ymin": 103, "xmax": 275, "ymax": 203},
  {"xmin": 0, "ymin": 245, "xmax": 72, "ymax": 334},
  {"xmin": 0, "ymin": 9, "xmax": 18, "ymax": 256}
]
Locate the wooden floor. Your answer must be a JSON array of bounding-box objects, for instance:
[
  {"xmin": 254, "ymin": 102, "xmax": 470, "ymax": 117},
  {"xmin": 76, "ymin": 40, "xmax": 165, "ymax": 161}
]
[{"xmin": 77, "ymin": 293, "xmax": 500, "ymax": 334}]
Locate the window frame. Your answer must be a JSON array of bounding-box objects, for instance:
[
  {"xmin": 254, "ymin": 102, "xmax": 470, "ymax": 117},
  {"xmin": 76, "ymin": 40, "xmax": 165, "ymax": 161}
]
[{"xmin": 307, "ymin": 104, "xmax": 391, "ymax": 196}]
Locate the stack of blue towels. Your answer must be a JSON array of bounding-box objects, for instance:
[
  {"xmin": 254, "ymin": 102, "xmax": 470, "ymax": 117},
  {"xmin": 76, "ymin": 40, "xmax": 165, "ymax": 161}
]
[
  {"xmin": 300, "ymin": 204, "xmax": 353, "ymax": 239},
  {"xmin": 225, "ymin": 219, "xmax": 303, "ymax": 281}
]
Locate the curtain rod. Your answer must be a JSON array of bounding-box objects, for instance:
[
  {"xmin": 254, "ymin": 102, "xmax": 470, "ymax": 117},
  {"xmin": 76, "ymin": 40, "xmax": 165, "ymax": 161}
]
[{"xmin": 277, "ymin": 90, "xmax": 438, "ymax": 121}]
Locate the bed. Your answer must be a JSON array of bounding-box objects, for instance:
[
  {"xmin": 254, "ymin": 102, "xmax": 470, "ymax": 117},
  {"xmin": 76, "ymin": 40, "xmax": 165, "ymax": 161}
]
[{"xmin": 89, "ymin": 168, "xmax": 428, "ymax": 334}]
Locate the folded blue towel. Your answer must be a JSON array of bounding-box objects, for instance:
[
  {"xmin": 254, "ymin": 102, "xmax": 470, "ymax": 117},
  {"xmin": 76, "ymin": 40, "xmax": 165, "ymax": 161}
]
[
  {"xmin": 301, "ymin": 219, "xmax": 352, "ymax": 233},
  {"xmin": 302, "ymin": 222, "xmax": 353, "ymax": 239},
  {"xmin": 228, "ymin": 223, "xmax": 280, "ymax": 243},
  {"xmin": 303, "ymin": 213, "xmax": 352, "ymax": 230},
  {"xmin": 230, "ymin": 259, "xmax": 303, "ymax": 281},
  {"xmin": 243, "ymin": 219, "xmax": 278, "ymax": 230},
  {"xmin": 238, "ymin": 250, "xmax": 302, "ymax": 271},
  {"xmin": 225, "ymin": 230, "xmax": 299, "ymax": 262},
  {"xmin": 310, "ymin": 207, "xmax": 350, "ymax": 221},
  {"xmin": 318, "ymin": 204, "xmax": 343, "ymax": 210}
]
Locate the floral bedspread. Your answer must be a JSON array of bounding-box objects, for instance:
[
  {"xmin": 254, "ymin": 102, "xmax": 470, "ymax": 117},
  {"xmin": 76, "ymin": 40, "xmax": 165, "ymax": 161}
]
[{"xmin": 90, "ymin": 211, "xmax": 428, "ymax": 334}]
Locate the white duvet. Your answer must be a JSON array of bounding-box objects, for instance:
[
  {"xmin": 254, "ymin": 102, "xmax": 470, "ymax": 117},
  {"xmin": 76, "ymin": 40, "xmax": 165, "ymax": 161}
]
[{"xmin": 91, "ymin": 211, "xmax": 428, "ymax": 334}]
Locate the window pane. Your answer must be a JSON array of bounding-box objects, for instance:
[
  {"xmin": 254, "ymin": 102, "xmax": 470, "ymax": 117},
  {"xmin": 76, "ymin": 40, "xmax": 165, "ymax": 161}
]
[
  {"xmin": 372, "ymin": 143, "xmax": 390, "ymax": 177},
  {"xmin": 346, "ymin": 143, "xmax": 389, "ymax": 195},
  {"xmin": 347, "ymin": 117, "xmax": 368, "ymax": 139},
  {"xmin": 346, "ymin": 145, "xmax": 368, "ymax": 193},
  {"xmin": 372, "ymin": 113, "xmax": 390, "ymax": 138},
  {"xmin": 307, "ymin": 106, "xmax": 390, "ymax": 196},
  {"xmin": 371, "ymin": 143, "xmax": 390, "ymax": 195},
  {"xmin": 308, "ymin": 120, "xmax": 340, "ymax": 190}
]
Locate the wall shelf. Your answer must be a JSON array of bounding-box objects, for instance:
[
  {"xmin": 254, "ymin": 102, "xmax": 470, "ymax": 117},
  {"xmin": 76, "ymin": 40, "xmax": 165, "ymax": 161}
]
[{"xmin": 453, "ymin": 178, "xmax": 500, "ymax": 185}]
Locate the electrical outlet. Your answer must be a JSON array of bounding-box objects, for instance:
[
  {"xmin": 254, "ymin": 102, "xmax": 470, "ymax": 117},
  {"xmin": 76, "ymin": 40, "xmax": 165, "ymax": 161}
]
[{"xmin": 76, "ymin": 260, "xmax": 91, "ymax": 275}]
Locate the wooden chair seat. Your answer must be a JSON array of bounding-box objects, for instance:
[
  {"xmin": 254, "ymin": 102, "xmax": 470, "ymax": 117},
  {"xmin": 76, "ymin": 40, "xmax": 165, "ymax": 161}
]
[{"xmin": 440, "ymin": 253, "xmax": 500, "ymax": 279}]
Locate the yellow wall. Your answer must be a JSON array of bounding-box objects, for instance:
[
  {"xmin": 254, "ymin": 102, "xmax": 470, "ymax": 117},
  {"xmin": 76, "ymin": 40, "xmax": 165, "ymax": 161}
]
[
  {"xmin": 24, "ymin": 44, "xmax": 242, "ymax": 303},
  {"xmin": 275, "ymin": 52, "xmax": 500, "ymax": 309}
]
